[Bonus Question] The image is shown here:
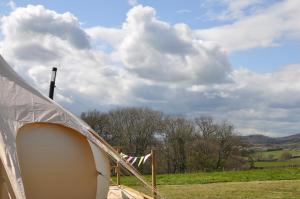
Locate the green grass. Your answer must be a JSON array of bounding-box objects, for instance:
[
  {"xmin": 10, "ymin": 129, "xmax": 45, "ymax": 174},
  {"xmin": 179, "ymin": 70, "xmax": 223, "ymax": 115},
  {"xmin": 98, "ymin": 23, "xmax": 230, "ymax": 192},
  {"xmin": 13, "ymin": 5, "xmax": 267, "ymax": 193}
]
[
  {"xmin": 253, "ymin": 149, "xmax": 300, "ymax": 168},
  {"xmin": 255, "ymin": 157, "xmax": 300, "ymax": 168},
  {"xmin": 255, "ymin": 149, "xmax": 300, "ymax": 159},
  {"xmin": 158, "ymin": 180, "xmax": 300, "ymax": 199},
  {"xmin": 116, "ymin": 168, "xmax": 300, "ymax": 186},
  {"xmin": 114, "ymin": 168, "xmax": 300, "ymax": 199}
]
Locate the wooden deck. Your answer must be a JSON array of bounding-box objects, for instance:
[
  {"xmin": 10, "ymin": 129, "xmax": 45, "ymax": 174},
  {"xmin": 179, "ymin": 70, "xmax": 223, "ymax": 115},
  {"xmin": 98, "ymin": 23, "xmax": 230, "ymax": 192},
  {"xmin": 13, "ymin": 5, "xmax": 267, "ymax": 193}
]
[{"xmin": 108, "ymin": 185, "xmax": 153, "ymax": 199}]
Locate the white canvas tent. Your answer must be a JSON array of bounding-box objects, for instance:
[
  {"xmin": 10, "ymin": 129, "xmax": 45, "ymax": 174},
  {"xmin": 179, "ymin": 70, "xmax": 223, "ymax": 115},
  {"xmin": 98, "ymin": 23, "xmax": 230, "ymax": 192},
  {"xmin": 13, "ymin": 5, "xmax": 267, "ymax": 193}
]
[
  {"xmin": 0, "ymin": 55, "xmax": 156, "ymax": 199},
  {"xmin": 0, "ymin": 54, "xmax": 113, "ymax": 199}
]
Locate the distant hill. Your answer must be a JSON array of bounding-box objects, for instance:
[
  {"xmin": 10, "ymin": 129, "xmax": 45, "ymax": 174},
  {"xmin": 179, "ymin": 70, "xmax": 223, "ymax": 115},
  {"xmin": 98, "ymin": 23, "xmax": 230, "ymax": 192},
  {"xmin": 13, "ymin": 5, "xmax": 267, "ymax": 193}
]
[
  {"xmin": 277, "ymin": 134, "xmax": 300, "ymax": 144},
  {"xmin": 241, "ymin": 133, "xmax": 300, "ymax": 145}
]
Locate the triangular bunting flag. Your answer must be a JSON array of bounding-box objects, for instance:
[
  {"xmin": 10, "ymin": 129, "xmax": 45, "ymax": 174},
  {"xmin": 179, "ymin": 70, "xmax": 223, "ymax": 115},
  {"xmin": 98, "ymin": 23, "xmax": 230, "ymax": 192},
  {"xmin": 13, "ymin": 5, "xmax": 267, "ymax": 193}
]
[
  {"xmin": 138, "ymin": 156, "xmax": 144, "ymax": 167},
  {"xmin": 127, "ymin": 156, "xmax": 133, "ymax": 162},
  {"xmin": 131, "ymin": 157, "xmax": 138, "ymax": 165},
  {"xmin": 143, "ymin": 153, "xmax": 151, "ymax": 163}
]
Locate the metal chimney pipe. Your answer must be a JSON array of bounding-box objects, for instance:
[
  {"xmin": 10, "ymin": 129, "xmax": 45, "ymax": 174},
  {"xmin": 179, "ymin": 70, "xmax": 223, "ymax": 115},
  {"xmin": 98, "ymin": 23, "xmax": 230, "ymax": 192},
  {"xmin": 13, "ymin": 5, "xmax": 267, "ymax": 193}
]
[{"xmin": 49, "ymin": 67, "xmax": 57, "ymax": 100}]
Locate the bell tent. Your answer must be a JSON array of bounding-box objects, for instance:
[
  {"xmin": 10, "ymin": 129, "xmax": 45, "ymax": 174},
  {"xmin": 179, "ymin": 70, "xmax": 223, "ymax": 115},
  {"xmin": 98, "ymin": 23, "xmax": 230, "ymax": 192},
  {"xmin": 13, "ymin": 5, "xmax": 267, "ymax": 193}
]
[{"xmin": 0, "ymin": 55, "xmax": 154, "ymax": 199}]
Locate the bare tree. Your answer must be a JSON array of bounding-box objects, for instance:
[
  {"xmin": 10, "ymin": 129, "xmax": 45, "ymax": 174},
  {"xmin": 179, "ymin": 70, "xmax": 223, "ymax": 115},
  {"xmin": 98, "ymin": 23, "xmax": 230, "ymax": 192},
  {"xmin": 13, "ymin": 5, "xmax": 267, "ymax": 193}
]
[
  {"xmin": 81, "ymin": 109, "xmax": 247, "ymax": 173},
  {"xmin": 80, "ymin": 110, "xmax": 112, "ymax": 141},
  {"xmin": 195, "ymin": 116, "xmax": 217, "ymax": 138},
  {"xmin": 162, "ymin": 116, "xmax": 194, "ymax": 173},
  {"xmin": 97, "ymin": 107, "xmax": 163, "ymax": 155},
  {"xmin": 191, "ymin": 117, "xmax": 244, "ymax": 171}
]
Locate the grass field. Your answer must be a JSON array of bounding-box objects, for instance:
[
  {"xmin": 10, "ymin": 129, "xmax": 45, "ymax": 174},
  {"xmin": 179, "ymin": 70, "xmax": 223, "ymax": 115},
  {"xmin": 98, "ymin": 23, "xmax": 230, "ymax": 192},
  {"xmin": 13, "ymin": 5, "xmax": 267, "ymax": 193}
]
[
  {"xmin": 255, "ymin": 157, "xmax": 300, "ymax": 168},
  {"xmin": 158, "ymin": 180, "xmax": 300, "ymax": 199},
  {"xmin": 115, "ymin": 168, "xmax": 300, "ymax": 198},
  {"xmin": 117, "ymin": 168, "xmax": 300, "ymax": 186},
  {"xmin": 115, "ymin": 150, "xmax": 300, "ymax": 198},
  {"xmin": 253, "ymin": 149, "xmax": 300, "ymax": 168},
  {"xmin": 254, "ymin": 149, "xmax": 300, "ymax": 159}
]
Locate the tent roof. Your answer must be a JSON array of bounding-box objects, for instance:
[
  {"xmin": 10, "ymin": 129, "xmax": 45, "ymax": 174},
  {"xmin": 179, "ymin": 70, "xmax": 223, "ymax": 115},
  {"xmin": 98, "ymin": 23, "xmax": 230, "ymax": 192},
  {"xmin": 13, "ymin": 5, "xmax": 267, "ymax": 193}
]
[
  {"xmin": 0, "ymin": 55, "xmax": 108, "ymax": 198},
  {"xmin": 0, "ymin": 55, "xmax": 158, "ymax": 199}
]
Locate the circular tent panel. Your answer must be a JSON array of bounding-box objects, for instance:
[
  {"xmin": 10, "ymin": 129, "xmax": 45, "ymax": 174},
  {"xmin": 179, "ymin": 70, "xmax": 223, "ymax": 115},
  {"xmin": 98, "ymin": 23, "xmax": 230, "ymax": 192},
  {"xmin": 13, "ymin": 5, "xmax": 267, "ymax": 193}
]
[{"xmin": 16, "ymin": 123, "xmax": 100, "ymax": 199}]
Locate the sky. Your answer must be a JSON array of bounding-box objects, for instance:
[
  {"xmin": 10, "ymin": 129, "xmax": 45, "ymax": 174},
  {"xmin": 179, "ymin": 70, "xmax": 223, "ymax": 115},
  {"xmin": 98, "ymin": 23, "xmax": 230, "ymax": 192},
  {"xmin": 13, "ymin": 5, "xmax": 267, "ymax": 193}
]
[{"xmin": 0, "ymin": 0, "xmax": 300, "ymax": 137}]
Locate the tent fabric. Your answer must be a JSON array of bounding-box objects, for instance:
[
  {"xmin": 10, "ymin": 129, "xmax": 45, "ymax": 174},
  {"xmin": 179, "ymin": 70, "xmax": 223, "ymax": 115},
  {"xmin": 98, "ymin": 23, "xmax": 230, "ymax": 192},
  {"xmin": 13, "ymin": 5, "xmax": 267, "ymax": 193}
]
[
  {"xmin": 16, "ymin": 123, "xmax": 110, "ymax": 199},
  {"xmin": 0, "ymin": 55, "xmax": 114, "ymax": 198},
  {"xmin": 0, "ymin": 55, "xmax": 158, "ymax": 199},
  {"xmin": 0, "ymin": 157, "xmax": 15, "ymax": 199}
]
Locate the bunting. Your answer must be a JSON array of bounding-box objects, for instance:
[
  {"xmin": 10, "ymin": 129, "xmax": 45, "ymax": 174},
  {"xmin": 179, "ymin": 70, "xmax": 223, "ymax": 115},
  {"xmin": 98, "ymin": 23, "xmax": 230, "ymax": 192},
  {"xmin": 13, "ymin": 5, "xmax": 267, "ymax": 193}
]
[
  {"xmin": 119, "ymin": 152, "xmax": 152, "ymax": 167},
  {"xmin": 138, "ymin": 156, "xmax": 144, "ymax": 167},
  {"xmin": 126, "ymin": 156, "xmax": 134, "ymax": 162},
  {"xmin": 143, "ymin": 153, "xmax": 151, "ymax": 163},
  {"xmin": 131, "ymin": 157, "xmax": 138, "ymax": 165}
]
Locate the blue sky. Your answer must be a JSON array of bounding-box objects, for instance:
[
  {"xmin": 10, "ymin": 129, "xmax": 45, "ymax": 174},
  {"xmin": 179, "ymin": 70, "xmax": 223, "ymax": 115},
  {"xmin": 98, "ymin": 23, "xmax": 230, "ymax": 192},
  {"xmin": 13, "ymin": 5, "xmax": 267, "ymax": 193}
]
[
  {"xmin": 1, "ymin": 0, "xmax": 300, "ymax": 136},
  {"xmin": 230, "ymin": 42, "xmax": 300, "ymax": 73}
]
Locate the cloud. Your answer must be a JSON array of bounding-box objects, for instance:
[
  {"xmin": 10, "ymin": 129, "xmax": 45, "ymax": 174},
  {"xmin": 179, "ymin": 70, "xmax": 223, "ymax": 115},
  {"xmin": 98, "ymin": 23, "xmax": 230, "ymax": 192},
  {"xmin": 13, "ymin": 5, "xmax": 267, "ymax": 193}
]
[
  {"xmin": 216, "ymin": 0, "xmax": 264, "ymax": 20},
  {"xmin": 199, "ymin": 0, "xmax": 270, "ymax": 23},
  {"xmin": 1, "ymin": 5, "xmax": 90, "ymax": 50},
  {"xmin": 184, "ymin": 64, "xmax": 300, "ymax": 136},
  {"xmin": 224, "ymin": 65, "xmax": 300, "ymax": 136},
  {"xmin": 14, "ymin": 42, "xmax": 60, "ymax": 62},
  {"xmin": 127, "ymin": 0, "xmax": 138, "ymax": 6},
  {"xmin": 118, "ymin": 6, "xmax": 231, "ymax": 84},
  {"xmin": 196, "ymin": 0, "xmax": 300, "ymax": 52},
  {"xmin": 1, "ymin": 4, "xmax": 300, "ymax": 137},
  {"xmin": 0, "ymin": 5, "xmax": 125, "ymax": 107},
  {"xmin": 85, "ymin": 26, "xmax": 124, "ymax": 48},
  {"xmin": 7, "ymin": 1, "xmax": 17, "ymax": 10}
]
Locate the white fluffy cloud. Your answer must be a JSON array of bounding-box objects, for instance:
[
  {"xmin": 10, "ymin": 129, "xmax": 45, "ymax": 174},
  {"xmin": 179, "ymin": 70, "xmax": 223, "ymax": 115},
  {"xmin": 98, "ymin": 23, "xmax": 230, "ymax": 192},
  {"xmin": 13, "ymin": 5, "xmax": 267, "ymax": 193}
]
[
  {"xmin": 1, "ymin": 4, "xmax": 300, "ymax": 136},
  {"xmin": 1, "ymin": 5, "xmax": 230, "ymax": 105},
  {"xmin": 0, "ymin": 5, "xmax": 127, "ymax": 108},
  {"xmin": 118, "ymin": 6, "xmax": 231, "ymax": 84},
  {"xmin": 86, "ymin": 27, "xmax": 124, "ymax": 48},
  {"xmin": 2, "ymin": 5, "xmax": 90, "ymax": 50},
  {"xmin": 197, "ymin": 0, "xmax": 300, "ymax": 52}
]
